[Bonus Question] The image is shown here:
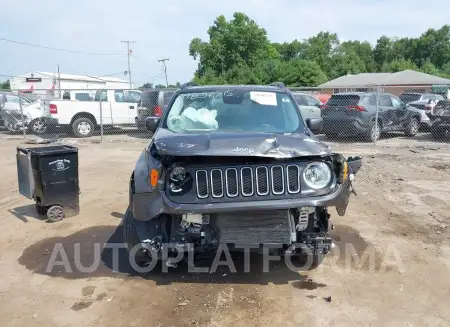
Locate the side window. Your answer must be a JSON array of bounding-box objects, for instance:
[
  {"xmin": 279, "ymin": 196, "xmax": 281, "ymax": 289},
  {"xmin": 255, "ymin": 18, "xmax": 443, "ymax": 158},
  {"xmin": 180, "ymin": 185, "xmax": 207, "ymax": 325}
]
[
  {"xmin": 163, "ymin": 92, "xmax": 174, "ymax": 107},
  {"xmin": 293, "ymin": 95, "xmax": 307, "ymax": 106},
  {"xmin": 114, "ymin": 90, "xmax": 125, "ymax": 103},
  {"xmin": 62, "ymin": 91, "xmax": 71, "ymax": 100},
  {"xmin": 379, "ymin": 95, "xmax": 392, "ymax": 106},
  {"xmin": 305, "ymin": 95, "xmax": 320, "ymax": 106},
  {"xmin": 391, "ymin": 96, "xmax": 402, "ymax": 108},
  {"xmin": 367, "ymin": 94, "xmax": 377, "ymax": 106}
]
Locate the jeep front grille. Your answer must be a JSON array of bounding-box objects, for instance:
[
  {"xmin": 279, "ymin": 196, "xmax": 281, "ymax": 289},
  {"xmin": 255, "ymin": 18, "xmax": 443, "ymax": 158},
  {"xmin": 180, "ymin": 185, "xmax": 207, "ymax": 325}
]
[{"xmin": 195, "ymin": 165, "xmax": 302, "ymax": 199}]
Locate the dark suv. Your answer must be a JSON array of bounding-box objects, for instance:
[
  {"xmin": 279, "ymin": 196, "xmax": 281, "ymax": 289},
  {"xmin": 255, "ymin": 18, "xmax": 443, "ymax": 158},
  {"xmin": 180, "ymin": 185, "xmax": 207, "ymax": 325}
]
[
  {"xmin": 123, "ymin": 83, "xmax": 362, "ymax": 268},
  {"xmin": 135, "ymin": 89, "xmax": 177, "ymax": 130},
  {"xmin": 321, "ymin": 92, "xmax": 421, "ymax": 142},
  {"xmin": 430, "ymin": 100, "xmax": 450, "ymax": 140}
]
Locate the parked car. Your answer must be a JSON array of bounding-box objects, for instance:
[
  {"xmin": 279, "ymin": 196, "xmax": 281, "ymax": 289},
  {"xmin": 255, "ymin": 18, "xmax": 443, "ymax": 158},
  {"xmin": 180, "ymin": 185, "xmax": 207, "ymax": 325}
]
[
  {"xmin": 429, "ymin": 100, "xmax": 450, "ymax": 140},
  {"xmin": 399, "ymin": 93, "xmax": 445, "ymax": 129},
  {"xmin": 42, "ymin": 89, "xmax": 142, "ymax": 137},
  {"xmin": 0, "ymin": 92, "xmax": 53, "ymax": 134},
  {"xmin": 136, "ymin": 89, "xmax": 177, "ymax": 130},
  {"xmin": 291, "ymin": 92, "xmax": 322, "ymax": 123},
  {"xmin": 123, "ymin": 82, "xmax": 363, "ymax": 268},
  {"xmin": 321, "ymin": 92, "xmax": 421, "ymax": 142}
]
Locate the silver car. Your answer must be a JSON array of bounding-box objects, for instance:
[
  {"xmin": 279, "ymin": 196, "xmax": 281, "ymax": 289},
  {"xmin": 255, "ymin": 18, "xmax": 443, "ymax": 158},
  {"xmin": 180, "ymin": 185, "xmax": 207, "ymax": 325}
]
[
  {"xmin": 399, "ymin": 93, "xmax": 445, "ymax": 129},
  {"xmin": 291, "ymin": 92, "xmax": 322, "ymax": 123}
]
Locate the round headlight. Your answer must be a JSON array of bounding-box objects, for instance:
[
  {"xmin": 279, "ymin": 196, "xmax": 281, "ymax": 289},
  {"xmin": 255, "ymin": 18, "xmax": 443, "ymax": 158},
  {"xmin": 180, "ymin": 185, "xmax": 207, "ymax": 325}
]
[
  {"xmin": 170, "ymin": 166, "xmax": 186, "ymax": 182},
  {"xmin": 303, "ymin": 162, "xmax": 332, "ymax": 189}
]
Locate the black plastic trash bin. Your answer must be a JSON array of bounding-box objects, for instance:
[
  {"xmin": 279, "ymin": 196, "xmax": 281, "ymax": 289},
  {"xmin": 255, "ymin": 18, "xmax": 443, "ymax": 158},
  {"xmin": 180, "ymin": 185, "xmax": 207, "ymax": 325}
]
[{"xmin": 16, "ymin": 145, "xmax": 79, "ymax": 222}]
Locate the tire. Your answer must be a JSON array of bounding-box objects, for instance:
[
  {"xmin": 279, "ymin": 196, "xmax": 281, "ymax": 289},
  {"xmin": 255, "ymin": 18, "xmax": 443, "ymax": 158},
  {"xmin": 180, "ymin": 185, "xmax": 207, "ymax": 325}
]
[
  {"xmin": 366, "ymin": 121, "xmax": 381, "ymax": 142},
  {"xmin": 29, "ymin": 118, "xmax": 47, "ymax": 135},
  {"xmin": 46, "ymin": 205, "xmax": 64, "ymax": 222},
  {"xmin": 404, "ymin": 118, "xmax": 419, "ymax": 137},
  {"xmin": 72, "ymin": 117, "xmax": 94, "ymax": 138},
  {"xmin": 122, "ymin": 207, "xmax": 150, "ymax": 264}
]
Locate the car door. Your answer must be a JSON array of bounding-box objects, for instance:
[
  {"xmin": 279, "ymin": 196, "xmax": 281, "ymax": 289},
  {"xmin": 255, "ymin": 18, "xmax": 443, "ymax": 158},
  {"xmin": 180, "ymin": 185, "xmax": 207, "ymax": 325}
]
[
  {"xmin": 391, "ymin": 95, "xmax": 410, "ymax": 128},
  {"xmin": 378, "ymin": 94, "xmax": 396, "ymax": 130},
  {"xmin": 111, "ymin": 90, "xmax": 133, "ymax": 124},
  {"xmin": 293, "ymin": 94, "xmax": 315, "ymax": 123},
  {"xmin": 304, "ymin": 95, "xmax": 322, "ymax": 119},
  {"xmin": 124, "ymin": 90, "xmax": 141, "ymax": 124}
]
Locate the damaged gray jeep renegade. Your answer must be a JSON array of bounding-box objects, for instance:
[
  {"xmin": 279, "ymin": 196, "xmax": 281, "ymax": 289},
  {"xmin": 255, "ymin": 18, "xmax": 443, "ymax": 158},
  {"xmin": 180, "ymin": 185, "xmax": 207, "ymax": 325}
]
[{"xmin": 124, "ymin": 82, "xmax": 362, "ymax": 267}]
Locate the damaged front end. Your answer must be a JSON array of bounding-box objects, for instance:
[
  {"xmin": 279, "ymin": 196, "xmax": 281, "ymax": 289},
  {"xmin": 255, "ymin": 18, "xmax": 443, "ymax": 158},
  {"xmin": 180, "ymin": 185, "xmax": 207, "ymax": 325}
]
[{"xmin": 127, "ymin": 139, "xmax": 362, "ymax": 263}]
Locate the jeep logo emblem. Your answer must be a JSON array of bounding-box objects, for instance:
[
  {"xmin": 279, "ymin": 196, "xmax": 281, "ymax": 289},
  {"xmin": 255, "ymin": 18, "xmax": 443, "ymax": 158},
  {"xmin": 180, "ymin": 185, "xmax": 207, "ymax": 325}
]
[{"xmin": 233, "ymin": 147, "xmax": 254, "ymax": 154}]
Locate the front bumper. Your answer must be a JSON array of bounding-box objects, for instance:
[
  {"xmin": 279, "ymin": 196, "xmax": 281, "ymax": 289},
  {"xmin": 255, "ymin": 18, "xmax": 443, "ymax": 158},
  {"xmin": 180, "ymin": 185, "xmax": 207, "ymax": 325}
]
[{"xmin": 131, "ymin": 182, "xmax": 351, "ymax": 221}]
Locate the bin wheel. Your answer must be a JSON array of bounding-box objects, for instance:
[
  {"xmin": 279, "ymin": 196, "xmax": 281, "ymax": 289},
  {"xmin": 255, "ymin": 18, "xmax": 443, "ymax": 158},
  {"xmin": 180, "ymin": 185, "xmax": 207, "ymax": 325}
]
[
  {"xmin": 35, "ymin": 203, "xmax": 46, "ymax": 215},
  {"xmin": 46, "ymin": 205, "xmax": 65, "ymax": 222}
]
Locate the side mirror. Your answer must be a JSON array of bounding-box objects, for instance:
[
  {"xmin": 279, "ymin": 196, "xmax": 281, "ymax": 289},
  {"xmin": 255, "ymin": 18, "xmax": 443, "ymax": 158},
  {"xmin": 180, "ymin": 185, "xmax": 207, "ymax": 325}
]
[
  {"xmin": 306, "ymin": 117, "xmax": 323, "ymax": 133},
  {"xmin": 145, "ymin": 117, "xmax": 161, "ymax": 133}
]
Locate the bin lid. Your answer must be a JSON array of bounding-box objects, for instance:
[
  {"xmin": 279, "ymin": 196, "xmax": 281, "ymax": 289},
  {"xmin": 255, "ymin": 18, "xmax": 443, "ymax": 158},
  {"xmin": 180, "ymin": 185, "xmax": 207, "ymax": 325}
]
[{"xmin": 25, "ymin": 145, "xmax": 78, "ymax": 156}]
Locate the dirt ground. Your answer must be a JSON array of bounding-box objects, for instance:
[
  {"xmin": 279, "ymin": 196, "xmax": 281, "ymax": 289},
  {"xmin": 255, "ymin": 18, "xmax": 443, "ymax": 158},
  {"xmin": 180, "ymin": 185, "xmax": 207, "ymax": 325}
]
[{"xmin": 0, "ymin": 133, "xmax": 449, "ymax": 327}]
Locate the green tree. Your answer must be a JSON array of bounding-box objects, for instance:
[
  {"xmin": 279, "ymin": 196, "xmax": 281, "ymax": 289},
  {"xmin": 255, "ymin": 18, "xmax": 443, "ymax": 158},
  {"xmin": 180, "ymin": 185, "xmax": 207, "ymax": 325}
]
[
  {"xmin": 305, "ymin": 32, "xmax": 339, "ymax": 75},
  {"xmin": 412, "ymin": 25, "xmax": 450, "ymax": 69},
  {"xmin": 272, "ymin": 40, "xmax": 307, "ymax": 61},
  {"xmin": 421, "ymin": 60, "xmax": 440, "ymax": 75},
  {"xmin": 329, "ymin": 52, "xmax": 367, "ymax": 79},
  {"xmin": 278, "ymin": 59, "xmax": 327, "ymax": 87},
  {"xmin": 373, "ymin": 36, "xmax": 394, "ymax": 70},
  {"xmin": 189, "ymin": 13, "xmax": 272, "ymax": 78},
  {"xmin": 381, "ymin": 59, "xmax": 418, "ymax": 72},
  {"xmin": 439, "ymin": 62, "xmax": 450, "ymax": 78},
  {"xmin": 0, "ymin": 80, "xmax": 10, "ymax": 89},
  {"xmin": 140, "ymin": 82, "xmax": 154, "ymax": 89}
]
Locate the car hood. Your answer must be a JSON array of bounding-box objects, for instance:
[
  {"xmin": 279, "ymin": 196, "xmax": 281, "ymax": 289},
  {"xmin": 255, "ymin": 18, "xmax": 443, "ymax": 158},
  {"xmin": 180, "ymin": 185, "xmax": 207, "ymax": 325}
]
[{"xmin": 152, "ymin": 128, "xmax": 331, "ymax": 158}]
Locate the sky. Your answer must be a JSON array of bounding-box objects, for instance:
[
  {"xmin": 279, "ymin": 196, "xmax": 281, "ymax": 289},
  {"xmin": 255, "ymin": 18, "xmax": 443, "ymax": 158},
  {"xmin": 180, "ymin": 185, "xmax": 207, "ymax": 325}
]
[{"xmin": 1, "ymin": 0, "xmax": 448, "ymax": 86}]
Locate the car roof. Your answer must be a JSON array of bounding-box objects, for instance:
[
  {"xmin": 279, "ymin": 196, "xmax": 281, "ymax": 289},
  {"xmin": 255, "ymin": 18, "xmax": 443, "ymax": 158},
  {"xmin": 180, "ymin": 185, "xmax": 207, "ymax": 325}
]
[
  {"xmin": 330, "ymin": 92, "xmax": 373, "ymax": 96},
  {"xmin": 180, "ymin": 85, "xmax": 287, "ymax": 93},
  {"xmin": 142, "ymin": 89, "xmax": 176, "ymax": 94}
]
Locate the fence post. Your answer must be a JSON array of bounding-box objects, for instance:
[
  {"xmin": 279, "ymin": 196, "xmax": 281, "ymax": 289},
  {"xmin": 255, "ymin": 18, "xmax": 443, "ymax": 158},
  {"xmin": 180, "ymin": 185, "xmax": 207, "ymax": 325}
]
[
  {"xmin": 374, "ymin": 85, "xmax": 380, "ymax": 145},
  {"xmin": 19, "ymin": 96, "xmax": 26, "ymax": 140},
  {"xmin": 99, "ymin": 95, "xmax": 103, "ymax": 142}
]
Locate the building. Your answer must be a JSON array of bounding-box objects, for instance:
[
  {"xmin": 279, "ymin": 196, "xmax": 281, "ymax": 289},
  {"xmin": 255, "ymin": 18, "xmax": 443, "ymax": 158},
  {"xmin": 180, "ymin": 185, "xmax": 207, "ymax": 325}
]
[
  {"xmin": 318, "ymin": 70, "xmax": 450, "ymax": 97},
  {"xmin": 10, "ymin": 72, "xmax": 133, "ymax": 96}
]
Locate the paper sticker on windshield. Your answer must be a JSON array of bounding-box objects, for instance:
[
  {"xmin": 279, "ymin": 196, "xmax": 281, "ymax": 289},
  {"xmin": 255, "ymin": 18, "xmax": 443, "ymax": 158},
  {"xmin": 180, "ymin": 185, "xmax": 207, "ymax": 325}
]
[{"xmin": 250, "ymin": 91, "xmax": 277, "ymax": 106}]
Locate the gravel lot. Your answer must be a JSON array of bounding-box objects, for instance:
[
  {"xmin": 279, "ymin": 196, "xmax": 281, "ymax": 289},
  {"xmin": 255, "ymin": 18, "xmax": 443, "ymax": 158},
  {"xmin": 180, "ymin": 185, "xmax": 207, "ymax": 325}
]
[{"xmin": 0, "ymin": 133, "xmax": 449, "ymax": 327}]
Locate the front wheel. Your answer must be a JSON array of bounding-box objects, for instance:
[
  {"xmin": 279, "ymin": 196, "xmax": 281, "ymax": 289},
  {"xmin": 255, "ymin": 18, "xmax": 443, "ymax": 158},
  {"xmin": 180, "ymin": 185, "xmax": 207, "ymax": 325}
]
[
  {"xmin": 29, "ymin": 118, "xmax": 48, "ymax": 135},
  {"xmin": 123, "ymin": 207, "xmax": 151, "ymax": 265},
  {"xmin": 366, "ymin": 121, "xmax": 381, "ymax": 142},
  {"xmin": 404, "ymin": 118, "xmax": 419, "ymax": 137},
  {"xmin": 72, "ymin": 117, "xmax": 94, "ymax": 138}
]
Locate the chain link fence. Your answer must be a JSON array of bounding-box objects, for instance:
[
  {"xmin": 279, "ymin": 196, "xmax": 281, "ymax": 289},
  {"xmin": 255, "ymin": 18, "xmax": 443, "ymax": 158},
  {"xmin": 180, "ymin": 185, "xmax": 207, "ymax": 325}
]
[{"xmin": 0, "ymin": 85, "xmax": 449, "ymax": 146}]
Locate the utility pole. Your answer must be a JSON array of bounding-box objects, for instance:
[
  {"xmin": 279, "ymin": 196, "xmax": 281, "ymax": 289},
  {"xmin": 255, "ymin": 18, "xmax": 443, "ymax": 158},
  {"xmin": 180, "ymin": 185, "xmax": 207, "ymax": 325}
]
[
  {"xmin": 158, "ymin": 58, "xmax": 170, "ymax": 87},
  {"xmin": 57, "ymin": 64, "xmax": 61, "ymax": 97},
  {"xmin": 121, "ymin": 40, "xmax": 136, "ymax": 89}
]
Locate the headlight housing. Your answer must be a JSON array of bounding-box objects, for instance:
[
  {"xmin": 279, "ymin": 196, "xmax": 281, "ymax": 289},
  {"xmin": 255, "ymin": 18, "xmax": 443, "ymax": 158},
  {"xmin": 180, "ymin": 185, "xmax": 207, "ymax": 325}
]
[
  {"xmin": 170, "ymin": 166, "xmax": 186, "ymax": 182},
  {"xmin": 303, "ymin": 162, "xmax": 332, "ymax": 189}
]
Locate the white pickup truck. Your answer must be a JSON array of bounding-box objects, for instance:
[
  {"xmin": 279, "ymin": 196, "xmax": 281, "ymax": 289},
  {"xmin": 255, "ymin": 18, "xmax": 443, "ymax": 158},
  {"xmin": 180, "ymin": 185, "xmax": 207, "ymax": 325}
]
[{"xmin": 44, "ymin": 89, "xmax": 142, "ymax": 137}]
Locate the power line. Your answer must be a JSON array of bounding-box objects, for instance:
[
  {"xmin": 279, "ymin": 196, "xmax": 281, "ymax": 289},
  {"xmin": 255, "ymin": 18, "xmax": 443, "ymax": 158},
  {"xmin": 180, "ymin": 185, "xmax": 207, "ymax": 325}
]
[
  {"xmin": 131, "ymin": 55, "xmax": 153, "ymax": 68},
  {"xmin": 100, "ymin": 71, "xmax": 127, "ymax": 77},
  {"xmin": 158, "ymin": 58, "xmax": 170, "ymax": 87},
  {"xmin": 0, "ymin": 37, "xmax": 124, "ymax": 56}
]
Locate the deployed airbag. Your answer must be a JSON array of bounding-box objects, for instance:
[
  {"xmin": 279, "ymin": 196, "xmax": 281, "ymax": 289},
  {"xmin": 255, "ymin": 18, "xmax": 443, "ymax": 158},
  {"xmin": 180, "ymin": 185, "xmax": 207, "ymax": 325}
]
[{"xmin": 168, "ymin": 107, "xmax": 218, "ymax": 132}]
